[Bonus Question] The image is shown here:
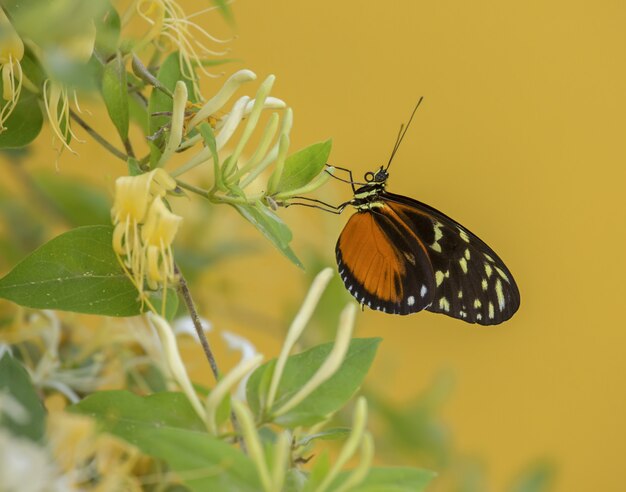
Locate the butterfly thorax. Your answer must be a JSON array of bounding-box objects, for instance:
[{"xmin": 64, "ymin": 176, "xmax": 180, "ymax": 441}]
[{"xmin": 351, "ymin": 168, "xmax": 389, "ymax": 211}]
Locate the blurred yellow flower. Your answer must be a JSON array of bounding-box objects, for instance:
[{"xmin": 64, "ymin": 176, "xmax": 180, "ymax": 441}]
[
  {"xmin": 0, "ymin": 7, "xmax": 24, "ymax": 132},
  {"xmin": 40, "ymin": 21, "xmax": 96, "ymax": 154},
  {"xmin": 136, "ymin": 0, "xmax": 230, "ymax": 100}
]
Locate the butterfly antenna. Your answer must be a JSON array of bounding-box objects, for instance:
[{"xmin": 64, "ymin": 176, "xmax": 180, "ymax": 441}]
[{"xmin": 385, "ymin": 97, "xmax": 424, "ymax": 171}]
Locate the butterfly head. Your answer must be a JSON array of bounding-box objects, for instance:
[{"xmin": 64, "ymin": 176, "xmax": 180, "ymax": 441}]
[{"xmin": 364, "ymin": 167, "xmax": 389, "ymax": 185}]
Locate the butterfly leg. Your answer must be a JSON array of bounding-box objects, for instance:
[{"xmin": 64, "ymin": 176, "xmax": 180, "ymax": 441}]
[
  {"xmin": 281, "ymin": 196, "xmax": 350, "ymax": 215},
  {"xmin": 325, "ymin": 164, "xmax": 368, "ymax": 192}
]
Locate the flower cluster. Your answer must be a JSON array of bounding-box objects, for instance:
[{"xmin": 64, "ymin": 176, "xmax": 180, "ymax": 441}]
[{"xmin": 111, "ymin": 168, "xmax": 181, "ymax": 305}]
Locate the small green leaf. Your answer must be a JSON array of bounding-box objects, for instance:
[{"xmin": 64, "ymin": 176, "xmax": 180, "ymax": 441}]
[
  {"xmin": 336, "ymin": 467, "xmax": 436, "ymax": 492},
  {"xmin": 232, "ymin": 201, "xmax": 303, "ymax": 268},
  {"xmin": 0, "ymin": 352, "xmax": 46, "ymax": 442},
  {"xmin": 71, "ymin": 390, "xmax": 261, "ymax": 492},
  {"xmin": 198, "ymin": 122, "xmax": 220, "ymax": 187},
  {"xmin": 247, "ymin": 338, "xmax": 381, "ymax": 427},
  {"xmin": 211, "ymin": 0, "xmax": 234, "ymax": 24},
  {"xmin": 275, "ymin": 140, "xmax": 332, "ymax": 193},
  {"xmin": 0, "ymin": 91, "xmax": 43, "ymax": 149},
  {"xmin": 508, "ymin": 461, "xmax": 555, "ymax": 492},
  {"xmin": 296, "ymin": 427, "xmax": 351, "ymax": 447},
  {"xmin": 0, "ymin": 225, "xmax": 141, "ymax": 316},
  {"xmin": 94, "ymin": 3, "xmax": 121, "ymax": 56},
  {"xmin": 102, "ymin": 54, "xmax": 129, "ymax": 140},
  {"xmin": 32, "ymin": 172, "xmax": 111, "ymax": 226}
]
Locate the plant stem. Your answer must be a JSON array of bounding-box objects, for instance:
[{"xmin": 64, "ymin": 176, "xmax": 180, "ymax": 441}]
[
  {"xmin": 175, "ymin": 263, "xmax": 220, "ymax": 380},
  {"xmin": 174, "ymin": 263, "xmax": 246, "ymax": 452},
  {"xmin": 69, "ymin": 110, "xmax": 128, "ymax": 162}
]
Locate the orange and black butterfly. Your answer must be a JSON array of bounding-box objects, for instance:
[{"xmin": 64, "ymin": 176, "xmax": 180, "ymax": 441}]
[{"xmin": 290, "ymin": 98, "xmax": 520, "ymax": 325}]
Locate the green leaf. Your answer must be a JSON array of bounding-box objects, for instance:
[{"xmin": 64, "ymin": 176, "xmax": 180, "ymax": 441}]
[
  {"xmin": 508, "ymin": 461, "xmax": 555, "ymax": 492},
  {"xmin": 0, "ymin": 351, "xmax": 46, "ymax": 442},
  {"xmin": 32, "ymin": 172, "xmax": 111, "ymax": 226},
  {"xmin": 94, "ymin": 3, "xmax": 121, "ymax": 56},
  {"xmin": 275, "ymin": 140, "xmax": 332, "ymax": 193},
  {"xmin": 247, "ymin": 338, "xmax": 381, "ymax": 427},
  {"xmin": 0, "ymin": 225, "xmax": 141, "ymax": 316},
  {"xmin": 0, "ymin": 91, "xmax": 43, "ymax": 149},
  {"xmin": 232, "ymin": 201, "xmax": 303, "ymax": 268},
  {"xmin": 71, "ymin": 390, "xmax": 261, "ymax": 492},
  {"xmin": 337, "ymin": 467, "xmax": 436, "ymax": 492},
  {"xmin": 102, "ymin": 54, "xmax": 129, "ymax": 140},
  {"xmin": 211, "ymin": 0, "xmax": 234, "ymax": 24},
  {"xmin": 71, "ymin": 390, "xmax": 206, "ymax": 431}
]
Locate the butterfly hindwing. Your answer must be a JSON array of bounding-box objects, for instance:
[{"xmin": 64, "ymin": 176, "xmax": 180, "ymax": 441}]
[
  {"xmin": 336, "ymin": 208, "xmax": 436, "ymax": 314},
  {"xmin": 382, "ymin": 192, "xmax": 520, "ymax": 325}
]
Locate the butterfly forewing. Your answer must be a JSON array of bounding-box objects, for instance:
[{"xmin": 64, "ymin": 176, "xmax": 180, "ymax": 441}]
[{"xmin": 381, "ymin": 192, "xmax": 520, "ymax": 324}]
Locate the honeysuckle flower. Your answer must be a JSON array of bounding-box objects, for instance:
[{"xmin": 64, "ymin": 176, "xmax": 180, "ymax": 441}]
[
  {"xmin": 0, "ymin": 312, "xmax": 108, "ymax": 404},
  {"xmin": 221, "ymin": 330, "xmax": 261, "ymax": 401},
  {"xmin": 0, "ymin": 429, "xmax": 65, "ymax": 492},
  {"xmin": 315, "ymin": 397, "xmax": 373, "ymax": 492},
  {"xmin": 47, "ymin": 411, "xmax": 142, "ymax": 491},
  {"xmin": 136, "ymin": 0, "xmax": 231, "ymax": 100},
  {"xmin": 266, "ymin": 268, "xmax": 334, "ymax": 411},
  {"xmin": 39, "ymin": 22, "xmax": 96, "ymax": 154},
  {"xmin": 204, "ymin": 351, "xmax": 262, "ymax": 434},
  {"xmin": 112, "ymin": 169, "xmax": 179, "ymax": 300},
  {"xmin": 0, "ymin": 7, "xmax": 24, "ymax": 132},
  {"xmin": 141, "ymin": 196, "xmax": 182, "ymax": 290},
  {"xmin": 273, "ymin": 302, "xmax": 356, "ymax": 418},
  {"xmin": 149, "ymin": 313, "xmax": 206, "ymax": 421},
  {"xmin": 172, "ymin": 71, "xmax": 289, "ymax": 186}
]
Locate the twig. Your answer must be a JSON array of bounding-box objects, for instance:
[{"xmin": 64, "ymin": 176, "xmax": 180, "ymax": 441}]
[
  {"xmin": 69, "ymin": 109, "xmax": 128, "ymax": 162},
  {"xmin": 175, "ymin": 263, "xmax": 220, "ymax": 380},
  {"xmin": 174, "ymin": 263, "xmax": 246, "ymax": 452}
]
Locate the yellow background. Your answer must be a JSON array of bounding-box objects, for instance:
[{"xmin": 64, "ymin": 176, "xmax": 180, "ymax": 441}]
[
  {"xmin": 5, "ymin": 0, "xmax": 624, "ymax": 490},
  {"xmin": 223, "ymin": 1, "xmax": 626, "ymax": 491}
]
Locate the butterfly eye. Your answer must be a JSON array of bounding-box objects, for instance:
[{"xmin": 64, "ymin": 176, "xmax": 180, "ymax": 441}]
[
  {"xmin": 374, "ymin": 169, "xmax": 388, "ymax": 182},
  {"xmin": 364, "ymin": 171, "xmax": 375, "ymax": 182}
]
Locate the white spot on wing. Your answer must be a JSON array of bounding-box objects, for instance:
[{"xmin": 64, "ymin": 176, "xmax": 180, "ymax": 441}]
[
  {"xmin": 459, "ymin": 257, "xmax": 468, "ymax": 273},
  {"xmin": 407, "ymin": 296, "xmax": 415, "ymax": 306},
  {"xmin": 420, "ymin": 284, "xmax": 428, "ymax": 297},
  {"xmin": 484, "ymin": 263, "xmax": 493, "ymax": 278},
  {"xmin": 495, "ymin": 279, "xmax": 505, "ymax": 311},
  {"xmin": 459, "ymin": 228, "xmax": 470, "ymax": 243},
  {"xmin": 481, "ymin": 279, "xmax": 488, "ymax": 291},
  {"xmin": 439, "ymin": 297, "xmax": 450, "ymax": 312},
  {"xmin": 435, "ymin": 271, "xmax": 445, "ymax": 286},
  {"xmin": 495, "ymin": 266, "xmax": 510, "ymax": 283},
  {"xmin": 474, "ymin": 298, "xmax": 482, "ymax": 308},
  {"xmin": 488, "ymin": 302, "xmax": 495, "ymax": 319},
  {"xmin": 464, "ymin": 248, "xmax": 471, "ymax": 260},
  {"xmin": 431, "ymin": 221, "xmax": 444, "ymax": 252}
]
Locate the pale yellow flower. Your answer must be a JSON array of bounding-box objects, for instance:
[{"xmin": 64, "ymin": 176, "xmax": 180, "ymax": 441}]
[
  {"xmin": 141, "ymin": 197, "xmax": 182, "ymax": 289},
  {"xmin": 40, "ymin": 21, "xmax": 96, "ymax": 154},
  {"xmin": 136, "ymin": 0, "xmax": 230, "ymax": 100},
  {"xmin": 0, "ymin": 7, "xmax": 24, "ymax": 132},
  {"xmin": 112, "ymin": 169, "xmax": 180, "ymax": 301}
]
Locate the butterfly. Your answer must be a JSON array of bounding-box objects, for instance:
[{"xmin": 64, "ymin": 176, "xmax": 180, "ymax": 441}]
[{"xmin": 288, "ymin": 98, "xmax": 520, "ymax": 325}]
